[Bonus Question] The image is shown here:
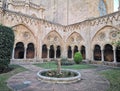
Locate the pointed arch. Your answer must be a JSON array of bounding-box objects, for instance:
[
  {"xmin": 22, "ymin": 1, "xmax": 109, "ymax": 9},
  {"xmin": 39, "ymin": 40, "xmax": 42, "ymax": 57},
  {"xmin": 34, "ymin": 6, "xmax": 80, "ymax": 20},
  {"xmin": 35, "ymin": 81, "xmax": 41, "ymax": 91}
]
[
  {"xmin": 12, "ymin": 24, "xmax": 36, "ymax": 38},
  {"xmin": 92, "ymin": 25, "xmax": 120, "ymax": 41},
  {"xmin": 66, "ymin": 31, "xmax": 84, "ymax": 42}
]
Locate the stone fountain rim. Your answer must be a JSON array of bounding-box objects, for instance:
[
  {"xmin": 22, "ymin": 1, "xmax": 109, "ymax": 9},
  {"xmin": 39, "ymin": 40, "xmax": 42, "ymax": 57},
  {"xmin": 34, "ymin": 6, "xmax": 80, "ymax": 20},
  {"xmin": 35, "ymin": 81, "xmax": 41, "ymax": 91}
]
[{"xmin": 37, "ymin": 69, "xmax": 81, "ymax": 83}]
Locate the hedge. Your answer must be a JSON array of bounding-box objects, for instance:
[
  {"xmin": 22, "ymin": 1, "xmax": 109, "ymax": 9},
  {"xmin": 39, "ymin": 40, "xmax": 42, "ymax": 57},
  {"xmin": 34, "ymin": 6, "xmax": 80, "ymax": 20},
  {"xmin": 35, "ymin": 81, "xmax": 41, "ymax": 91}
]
[{"xmin": 0, "ymin": 25, "xmax": 14, "ymax": 71}]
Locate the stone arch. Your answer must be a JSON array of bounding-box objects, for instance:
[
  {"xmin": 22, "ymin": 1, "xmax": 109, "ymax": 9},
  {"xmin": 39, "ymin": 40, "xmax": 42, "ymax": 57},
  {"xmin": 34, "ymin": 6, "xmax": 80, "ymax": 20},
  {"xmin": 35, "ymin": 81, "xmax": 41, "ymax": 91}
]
[
  {"xmin": 49, "ymin": 45, "xmax": 55, "ymax": 58},
  {"xmin": 66, "ymin": 32, "xmax": 84, "ymax": 44},
  {"xmin": 14, "ymin": 42, "xmax": 24, "ymax": 59},
  {"xmin": 67, "ymin": 46, "xmax": 72, "ymax": 58},
  {"xmin": 26, "ymin": 43, "xmax": 35, "ymax": 58},
  {"xmin": 56, "ymin": 45, "xmax": 61, "ymax": 58},
  {"xmin": 92, "ymin": 25, "xmax": 120, "ymax": 42},
  {"xmin": 80, "ymin": 45, "xmax": 86, "ymax": 59},
  {"xmin": 74, "ymin": 45, "xmax": 78, "ymax": 55},
  {"xmin": 104, "ymin": 44, "xmax": 113, "ymax": 62},
  {"xmin": 93, "ymin": 44, "xmax": 101, "ymax": 61},
  {"xmin": 12, "ymin": 24, "xmax": 36, "ymax": 39},
  {"xmin": 43, "ymin": 30, "xmax": 63, "ymax": 46},
  {"xmin": 42, "ymin": 44, "xmax": 48, "ymax": 58}
]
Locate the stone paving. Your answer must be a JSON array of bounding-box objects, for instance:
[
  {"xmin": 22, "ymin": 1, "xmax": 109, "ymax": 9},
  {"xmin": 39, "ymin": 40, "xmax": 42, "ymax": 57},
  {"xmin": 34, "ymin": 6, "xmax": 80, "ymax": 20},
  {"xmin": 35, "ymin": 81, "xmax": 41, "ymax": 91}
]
[{"xmin": 7, "ymin": 64, "xmax": 110, "ymax": 91}]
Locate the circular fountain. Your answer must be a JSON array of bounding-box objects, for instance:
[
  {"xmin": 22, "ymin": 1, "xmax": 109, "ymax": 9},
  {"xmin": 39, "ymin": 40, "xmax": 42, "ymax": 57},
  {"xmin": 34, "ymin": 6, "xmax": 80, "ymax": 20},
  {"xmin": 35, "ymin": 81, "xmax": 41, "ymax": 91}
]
[
  {"xmin": 37, "ymin": 69, "xmax": 81, "ymax": 83},
  {"xmin": 37, "ymin": 59, "xmax": 81, "ymax": 83}
]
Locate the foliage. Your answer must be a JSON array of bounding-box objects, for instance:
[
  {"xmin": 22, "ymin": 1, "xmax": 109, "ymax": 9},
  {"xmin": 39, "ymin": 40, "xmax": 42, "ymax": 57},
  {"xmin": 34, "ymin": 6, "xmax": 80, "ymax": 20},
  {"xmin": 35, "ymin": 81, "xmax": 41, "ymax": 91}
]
[
  {"xmin": 101, "ymin": 68, "xmax": 120, "ymax": 91},
  {"xmin": 74, "ymin": 52, "xmax": 83, "ymax": 64},
  {"xmin": 112, "ymin": 31, "xmax": 120, "ymax": 47},
  {"xmin": 61, "ymin": 57, "xmax": 74, "ymax": 65},
  {"xmin": 0, "ymin": 64, "xmax": 27, "ymax": 91},
  {"xmin": 0, "ymin": 25, "xmax": 14, "ymax": 72}
]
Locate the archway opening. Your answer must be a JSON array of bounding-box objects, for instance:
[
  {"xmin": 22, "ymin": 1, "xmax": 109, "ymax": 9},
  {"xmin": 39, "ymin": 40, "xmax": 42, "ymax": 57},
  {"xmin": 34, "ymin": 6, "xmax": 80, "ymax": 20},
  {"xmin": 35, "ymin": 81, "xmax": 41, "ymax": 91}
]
[
  {"xmin": 26, "ymin": 43, "xmax": 35, "ymax": 58},
  {"xmin": 68, "ymin": 46, "xmax": 72, "ymax": 58},
  {"xmin": 80, "ymin": 46, "xmax": 86, "ymax": 59},
  {"xmin": 14, "ymin": 42, "xmax": 24, "ymax": 59},
  {"xmin": 56, "ymin": 46, "xmax": 61, "ymax": 58},
  {"xmin": 104, "ymin": 44, "xmax": 113, "ymax": 62},
  {"xmin": 42, "ymin": 44, "xmax": 48, "ymax": 58},
  {"xmin": 49, "ymin": 45, "xmax": 55, "ymax": 58},
  {"xmin": 94, "ymin": 45, "xmax": 101, "ymax": 61},
  {"xmin": 74, "ymin": 45, "xmax": 78, "ymax": 56},
  {"xmin": 116, "ymin": 46, "xmax": 120, "ymax": 62}
]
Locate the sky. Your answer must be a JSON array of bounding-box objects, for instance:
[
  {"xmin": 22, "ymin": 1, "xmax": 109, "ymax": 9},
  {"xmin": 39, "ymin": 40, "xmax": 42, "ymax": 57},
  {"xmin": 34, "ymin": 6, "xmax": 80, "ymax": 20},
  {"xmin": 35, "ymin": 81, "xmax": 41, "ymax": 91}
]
[{"xmin": 114, "ymin": 0, "xmax": 119, "ymax": 11}]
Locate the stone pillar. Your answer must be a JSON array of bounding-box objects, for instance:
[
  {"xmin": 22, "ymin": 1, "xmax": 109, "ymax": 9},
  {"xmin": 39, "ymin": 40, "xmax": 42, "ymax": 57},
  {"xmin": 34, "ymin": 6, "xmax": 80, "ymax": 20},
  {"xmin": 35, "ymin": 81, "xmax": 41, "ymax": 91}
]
[
  {"xmin": 54, "ymin": 46, "xmax": 56, "ymax": 59},
  {"xmin": 113, "ymin": 47, "xmax": 117, "ymax": 63},
  {"xmin": 47, "ymin": 47, "xmax": 50, "ymax": 59},
  {"xmin": 12, "ymin": 47, "xmax": 15, "ymax": 59},
  {"xmin": 24, "ymin": 45, "xmax": 27, "ymax": 60},
  {"xmin": 101, "ymin": 50, "xmax": 104, "ymax": 62},
  {"xmin": 72, "ymin": 46, "xmax": 74, "ymax": 59}
]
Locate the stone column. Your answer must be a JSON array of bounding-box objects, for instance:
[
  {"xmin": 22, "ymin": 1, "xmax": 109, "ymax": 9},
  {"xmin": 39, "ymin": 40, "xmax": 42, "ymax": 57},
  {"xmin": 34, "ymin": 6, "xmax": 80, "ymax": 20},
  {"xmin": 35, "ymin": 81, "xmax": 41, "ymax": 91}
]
[
  {"xmin": 72, "ymin": 46, "xmax": 74, "ymax": 59},
  {"xmin": 12, "ymin": 46, "xmax": 15, "ymax": 59},
  {"xmin": 47, "ymin": 47, "xmax": 50, "ymax": 59},
  {"xmin": 101, "ymin": 50, "xmax": 104, "ymax": 62},
  {"xmin": 113, "ymin": 47, "xmax": 117, "ymax": 63},
  {"xmin": 24, "ymin": 45, "xmax": 27, "ymax": 60},
  {"xmin": 54, "ymin": 46, "xmax": 56, "ymax": 59}
]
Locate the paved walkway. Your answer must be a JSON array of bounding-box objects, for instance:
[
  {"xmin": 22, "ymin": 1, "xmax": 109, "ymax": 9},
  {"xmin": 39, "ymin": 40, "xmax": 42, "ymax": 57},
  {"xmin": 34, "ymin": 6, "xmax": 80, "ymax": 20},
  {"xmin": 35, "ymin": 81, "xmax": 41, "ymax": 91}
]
[{"xmin": 7, "ymin": 64, "xmax": 110, "ymax": 91}]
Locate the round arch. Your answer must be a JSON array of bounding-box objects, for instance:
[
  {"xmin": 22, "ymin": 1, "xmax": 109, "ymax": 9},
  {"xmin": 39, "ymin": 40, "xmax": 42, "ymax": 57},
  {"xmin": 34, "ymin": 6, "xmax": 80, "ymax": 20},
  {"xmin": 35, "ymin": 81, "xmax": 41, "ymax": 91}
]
[
  {"xmin": 104, "ymin": 44, "xmax": 113, "ymax": 62},
  {"xmin": 14, "ymin": 42, "xmax": 24, "ymax": 59}
]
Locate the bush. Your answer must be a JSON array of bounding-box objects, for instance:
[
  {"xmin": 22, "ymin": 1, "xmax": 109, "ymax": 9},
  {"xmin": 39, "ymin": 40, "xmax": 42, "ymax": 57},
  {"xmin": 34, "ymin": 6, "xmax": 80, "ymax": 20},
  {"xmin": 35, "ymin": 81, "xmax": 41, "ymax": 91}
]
[
  {"xmin": 74, "ymin": 52, "xmax": 83, "ymax": 64},
  {"xmin": 61, "ymin": 57, "xmax": 74, "ymax": 65},
  {"xmin": 0, "ymin": 25, "xmax": 14, "ymax": 72}
]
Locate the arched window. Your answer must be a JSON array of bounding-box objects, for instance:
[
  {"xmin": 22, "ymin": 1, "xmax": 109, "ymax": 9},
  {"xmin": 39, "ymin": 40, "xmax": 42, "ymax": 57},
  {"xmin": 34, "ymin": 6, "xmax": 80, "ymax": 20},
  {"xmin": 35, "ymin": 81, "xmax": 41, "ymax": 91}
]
[
  {"xmin": 49, "ymin": 45, "xmax": 55, "ymax": 58},
  {"xmin": 14, "ymin": 42, "xmax": 24, "ymax": 59},
  {"xmin": 104, "ymin": 44, "xmax": 113, "ymax": 62},
  {"xmin": 80, "ymin": 45, "xmax": 86, "ymax": 59},
  {"xmin": 26, "ymin": 43, "xmax": 35, "ymax": 58},
  {"xmin": 42, "ymin": 44, "xmax": 48, "ymax": 58},
  {"xmin": 94, "ymin": 45, "xmax": 101, "ymax": 61},
  {"xmin": 74, "ymin": 45, "xmax": 78, "ymax": 56},
  {"xmin": 56, "ymin": 46, "xmax": 61, "ymax": 58},
  {"xmin": 67, "ymin": 46, "xmax": 72, "ymax": 58}
]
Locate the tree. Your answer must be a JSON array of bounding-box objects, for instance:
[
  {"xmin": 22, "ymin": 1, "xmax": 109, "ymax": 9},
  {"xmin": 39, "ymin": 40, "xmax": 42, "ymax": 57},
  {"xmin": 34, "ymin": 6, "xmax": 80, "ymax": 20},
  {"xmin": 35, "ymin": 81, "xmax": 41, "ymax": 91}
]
[{"xmin": 0, "ymin": 25, "xmax": 14, "ymax": 72}]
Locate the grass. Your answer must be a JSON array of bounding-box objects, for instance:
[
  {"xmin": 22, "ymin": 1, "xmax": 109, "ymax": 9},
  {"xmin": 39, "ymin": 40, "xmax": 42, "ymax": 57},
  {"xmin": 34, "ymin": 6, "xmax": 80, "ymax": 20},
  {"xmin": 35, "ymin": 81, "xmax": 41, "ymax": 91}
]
[
  {"xmin": 101, "ymin": 68, "xmax": 120, "ymax": 91},
  {"xmin": 0, "ymin": 64, "xmax": 27, "ymax": 91},
  {"xmin": 34, "ymin": 61, "xmax": 96, "ymax": 70}
]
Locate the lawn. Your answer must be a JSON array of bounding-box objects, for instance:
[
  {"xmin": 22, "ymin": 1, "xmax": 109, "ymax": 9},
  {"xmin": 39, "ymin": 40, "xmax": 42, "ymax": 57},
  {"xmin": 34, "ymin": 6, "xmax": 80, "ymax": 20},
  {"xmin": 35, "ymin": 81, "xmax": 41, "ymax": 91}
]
[
  {"xmin": 34, "ymin": 61, "xmax": 96, "ymax": 70},
  {"xmin": 101, "ymin": 68, "xmax": 120, "ymax": 91},
  {"xmin": 0, "ymin": 65, "xmax": 27, "ymax": 91}
]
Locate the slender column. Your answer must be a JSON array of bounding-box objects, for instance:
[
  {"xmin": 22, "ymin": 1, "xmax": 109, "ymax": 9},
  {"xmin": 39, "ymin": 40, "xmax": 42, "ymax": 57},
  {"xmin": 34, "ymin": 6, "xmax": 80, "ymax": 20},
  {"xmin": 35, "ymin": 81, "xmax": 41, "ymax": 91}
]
[
  {"xmin": 113, "ymin": 47, "xmax": 117, "ymax": 63},
  {"xmin": 24, "ymin": 45, "xmax": 27, "ymax": 59},
  {"xmin": 101, "ymin": 50, "xmax": 104, "ymax": 62},
  {"xmin": 54, "ymin": 46, "xmax": 56, "ymax": 59},
  {"xmin": 92, "ymin": 49, "xmax": 94, "ymax": 61},
  {"xmin": 12, "ymin": 47, "xmax": 15, "ymax": 59},
  {"xmin": 47, "ymin": 47, "xmax": 50, "ymax": 59},
  {"xmin": 72, "ymin": 46, "xmax": 74, "ymax": 59}
]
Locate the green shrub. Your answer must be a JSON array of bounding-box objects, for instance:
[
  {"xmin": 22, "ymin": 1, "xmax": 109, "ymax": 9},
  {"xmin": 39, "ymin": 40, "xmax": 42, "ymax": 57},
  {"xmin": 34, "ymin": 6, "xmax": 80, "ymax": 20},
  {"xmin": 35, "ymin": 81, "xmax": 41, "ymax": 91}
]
[
  {"xmin": 60, "ymin": 57, "xmax": 74, "ymax": 65},
  {"xmin": 0, "ymin": 25, "xmax": 14, "ymax": 72},
  {"xmin": 74, "ymin": 52, "xmax": 83, "ymax": 64}
]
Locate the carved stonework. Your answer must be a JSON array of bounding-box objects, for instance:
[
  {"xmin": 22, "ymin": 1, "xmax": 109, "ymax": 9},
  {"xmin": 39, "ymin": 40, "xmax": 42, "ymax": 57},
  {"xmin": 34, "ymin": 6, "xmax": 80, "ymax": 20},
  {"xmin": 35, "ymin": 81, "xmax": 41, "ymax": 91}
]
[
  {"xmin": 23, "ymin": 32, "xmax": 30, "ymax": 39},
  {"xmin": 109, "ymin": 31, "xmax": 118, "ymax": 39},
  {"xmin": 98, "ymin": 32, "xmax": 105, "ymax": 41}
]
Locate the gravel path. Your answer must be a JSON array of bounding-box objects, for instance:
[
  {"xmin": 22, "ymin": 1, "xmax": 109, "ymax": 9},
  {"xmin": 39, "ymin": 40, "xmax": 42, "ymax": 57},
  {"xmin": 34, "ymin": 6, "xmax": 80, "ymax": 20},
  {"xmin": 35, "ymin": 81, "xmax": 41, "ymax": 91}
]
[{"xmin": 7, "ymin": 64, "xmax": 110, "ymax": 91}]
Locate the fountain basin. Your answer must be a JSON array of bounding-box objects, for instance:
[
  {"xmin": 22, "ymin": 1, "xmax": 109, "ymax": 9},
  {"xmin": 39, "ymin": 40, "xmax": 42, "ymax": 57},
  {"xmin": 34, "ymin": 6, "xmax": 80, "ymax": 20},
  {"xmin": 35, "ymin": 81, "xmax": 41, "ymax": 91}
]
[{"xmin": 37, "ymin": 69, "xmax": 81, "ymax": 83}]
